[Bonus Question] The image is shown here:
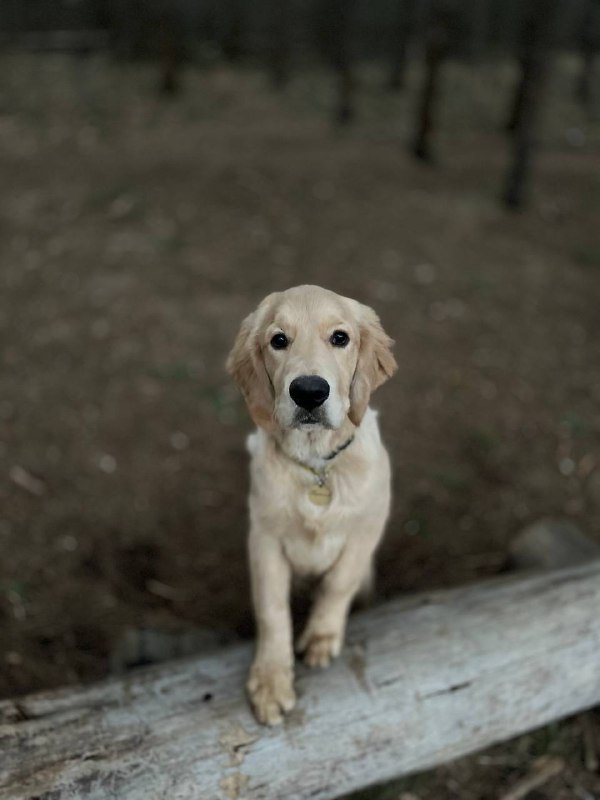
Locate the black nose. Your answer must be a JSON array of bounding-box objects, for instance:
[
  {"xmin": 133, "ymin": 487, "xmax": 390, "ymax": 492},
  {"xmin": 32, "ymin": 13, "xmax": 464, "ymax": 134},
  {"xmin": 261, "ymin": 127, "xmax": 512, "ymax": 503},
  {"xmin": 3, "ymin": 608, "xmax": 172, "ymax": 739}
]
[{"xmin": 289, "ymin": 376, "xmax": 330, "ymax": 411}]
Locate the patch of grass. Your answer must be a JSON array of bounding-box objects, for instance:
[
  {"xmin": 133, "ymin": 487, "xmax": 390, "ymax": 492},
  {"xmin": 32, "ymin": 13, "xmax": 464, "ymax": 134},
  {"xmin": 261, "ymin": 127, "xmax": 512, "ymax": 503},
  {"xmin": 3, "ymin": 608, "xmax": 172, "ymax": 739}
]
[
  {"xmin": 149, "ymin": 363, "xmax": 196, "ymax": 382},
  {"xmin": 573, "ymin": 245, "xmax": 600, "ymax": 269},
  {"xmin": 524, "ymin": 722, "xmax": 564, "ymax": 758},
  {"xmin": 347, "ymin": 772, "xmax": 430, "ymax": 800},
  {"xmin": 466, "ymin": 271, "xmax": 497, "ymax": 296},
  {"xmin": 155, "ymin": 231, "xmax": 186, "ymax": 253},
  {"xmin": 0, "ymin": 579, "xmax": 30, "ymax": 608},
  {"xmin": 562, "ymin": 412, "xmax": 589, "ymax": 437},
  {"xmin": 403, "ymin": 513, "xmax": 431, "ymax": 538},
  {"xmin": 198, "ymin": 386, "xmax": 243, "ymax": 425},
  {"xmin": 86, "ymin": 185, "xmax": 142, "ymax": 219},
  {"xmin": 434, "ymin": 467, "xmax": 472, "ymax": 492},
  {"xmin": 465, "ymin": 428, "xmax": 499, "ymax": 454}
]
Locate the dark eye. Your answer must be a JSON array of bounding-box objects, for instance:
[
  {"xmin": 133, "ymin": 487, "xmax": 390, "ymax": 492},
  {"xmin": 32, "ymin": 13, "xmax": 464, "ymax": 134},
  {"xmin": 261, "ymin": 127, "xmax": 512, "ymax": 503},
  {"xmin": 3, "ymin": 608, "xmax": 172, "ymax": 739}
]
[
  {"xmin": 330, "ymin": 330, "xmax": 349, "ymax": 347},
  {"xmin": 270, "ymin": 333, "xmax": 289, "ymax": 350}
]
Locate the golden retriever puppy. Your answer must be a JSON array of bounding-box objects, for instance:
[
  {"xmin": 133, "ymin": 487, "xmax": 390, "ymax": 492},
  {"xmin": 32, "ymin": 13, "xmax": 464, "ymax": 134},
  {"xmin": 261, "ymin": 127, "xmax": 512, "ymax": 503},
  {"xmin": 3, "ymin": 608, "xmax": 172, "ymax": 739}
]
[{"xmin": 227, "ymin": 285, "xmax": 396, "ymax": 725}]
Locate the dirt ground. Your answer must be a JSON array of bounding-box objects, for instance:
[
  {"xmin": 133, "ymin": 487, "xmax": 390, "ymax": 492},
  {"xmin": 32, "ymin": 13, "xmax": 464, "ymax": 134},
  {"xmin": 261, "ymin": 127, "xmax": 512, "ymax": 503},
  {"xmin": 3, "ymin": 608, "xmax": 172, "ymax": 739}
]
[{"xmin": 0, "ymin": 54, "xmax": 599, "ymax": 798}]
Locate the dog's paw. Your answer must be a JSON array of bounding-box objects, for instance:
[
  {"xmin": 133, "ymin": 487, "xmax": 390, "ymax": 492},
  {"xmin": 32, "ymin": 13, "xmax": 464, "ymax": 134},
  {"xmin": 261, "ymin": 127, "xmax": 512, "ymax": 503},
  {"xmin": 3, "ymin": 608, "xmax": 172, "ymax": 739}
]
[
  {"xmin": 247, "ymin": 662, "xmax": 296, "ymax": 726},
  {"xmin": 296, "ymin": 629, "xmax": 342, "ymax": 668}
]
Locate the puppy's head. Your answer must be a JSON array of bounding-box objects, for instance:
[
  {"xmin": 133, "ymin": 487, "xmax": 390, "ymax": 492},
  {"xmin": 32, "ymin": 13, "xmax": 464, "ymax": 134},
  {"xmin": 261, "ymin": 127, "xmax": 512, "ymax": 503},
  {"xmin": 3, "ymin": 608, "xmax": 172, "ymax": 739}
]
[{"xmin": 226, "ymin": 285, "xmax": 396, "ymax": 432}]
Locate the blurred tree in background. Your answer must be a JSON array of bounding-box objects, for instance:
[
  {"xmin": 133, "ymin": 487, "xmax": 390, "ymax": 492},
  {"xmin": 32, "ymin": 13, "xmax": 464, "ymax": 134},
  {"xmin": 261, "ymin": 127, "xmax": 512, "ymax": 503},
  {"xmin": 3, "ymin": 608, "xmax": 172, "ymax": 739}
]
[{"xmin": 0, "ymin": 0, "xmax": 597, "ymax": 206}]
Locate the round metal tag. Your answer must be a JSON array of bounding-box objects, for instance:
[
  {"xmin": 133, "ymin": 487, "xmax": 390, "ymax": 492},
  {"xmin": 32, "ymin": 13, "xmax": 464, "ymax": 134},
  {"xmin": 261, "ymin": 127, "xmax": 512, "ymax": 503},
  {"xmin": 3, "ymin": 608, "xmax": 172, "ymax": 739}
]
[{"xmin": 308, "ymin": 484, "xmax": 332, "ymax": 506}]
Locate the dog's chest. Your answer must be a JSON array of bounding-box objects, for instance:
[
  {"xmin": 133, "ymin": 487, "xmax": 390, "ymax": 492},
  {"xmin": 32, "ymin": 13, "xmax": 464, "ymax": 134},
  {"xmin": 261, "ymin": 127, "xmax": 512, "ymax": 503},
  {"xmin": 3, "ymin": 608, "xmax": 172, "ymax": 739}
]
[
  {"xmin": 282, "ymin": 519, "xmax": 347, "ymax": 576},
  {"xmin": 247, "ymin": 425, "xmax": 385, "ymax": 577},
  {"xmin": 278, "ymin": 484, "xmax": 350, "ymax": 575}
]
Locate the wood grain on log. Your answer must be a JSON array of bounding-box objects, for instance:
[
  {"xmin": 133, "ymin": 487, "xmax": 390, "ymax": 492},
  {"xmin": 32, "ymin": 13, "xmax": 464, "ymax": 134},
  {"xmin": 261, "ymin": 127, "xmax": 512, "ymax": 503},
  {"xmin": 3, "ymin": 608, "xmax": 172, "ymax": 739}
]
[{"xmin": 1, "ymin": 562, "xmax": 599, "ymax": 800}]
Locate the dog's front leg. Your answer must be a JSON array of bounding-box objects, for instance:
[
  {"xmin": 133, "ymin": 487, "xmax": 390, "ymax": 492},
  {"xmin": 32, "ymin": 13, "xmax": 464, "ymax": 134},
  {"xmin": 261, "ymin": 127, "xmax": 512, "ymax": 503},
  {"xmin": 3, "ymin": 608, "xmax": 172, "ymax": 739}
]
[
  {"xmin": 247, "ymin": 532, "xmax": 296, "ymax": 725},
  {"xmin": 297, "ymin": 524, "xmax": 382, "ymax": 668}
]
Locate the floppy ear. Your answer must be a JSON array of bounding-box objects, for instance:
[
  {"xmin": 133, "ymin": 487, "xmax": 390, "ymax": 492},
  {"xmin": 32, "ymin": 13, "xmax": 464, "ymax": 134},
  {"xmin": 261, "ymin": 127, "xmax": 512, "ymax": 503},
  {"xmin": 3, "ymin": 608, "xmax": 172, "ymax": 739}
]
[
  {"xmin": 226, "ymin": 309, "xmax": 275, "ymax": 431},
  {"xmin": 348, "ymin": 304, "xmax": 397, "ymax": 426}
]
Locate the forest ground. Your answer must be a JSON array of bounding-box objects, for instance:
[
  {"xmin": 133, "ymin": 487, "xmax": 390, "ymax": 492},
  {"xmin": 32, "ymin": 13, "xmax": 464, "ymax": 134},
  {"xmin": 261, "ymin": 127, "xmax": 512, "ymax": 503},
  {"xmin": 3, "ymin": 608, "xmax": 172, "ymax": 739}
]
[{"xmin": 0, "ymin": 53, "xmax": 599, "ymax": 798}]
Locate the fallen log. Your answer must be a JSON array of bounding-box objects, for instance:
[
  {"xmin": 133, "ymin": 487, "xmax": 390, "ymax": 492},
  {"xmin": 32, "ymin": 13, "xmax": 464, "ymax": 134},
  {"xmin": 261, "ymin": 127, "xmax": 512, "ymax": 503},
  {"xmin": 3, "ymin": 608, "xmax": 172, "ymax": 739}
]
[{"xmin": 1, "ymin": 560, "xmax": 599, "ymax": 800}]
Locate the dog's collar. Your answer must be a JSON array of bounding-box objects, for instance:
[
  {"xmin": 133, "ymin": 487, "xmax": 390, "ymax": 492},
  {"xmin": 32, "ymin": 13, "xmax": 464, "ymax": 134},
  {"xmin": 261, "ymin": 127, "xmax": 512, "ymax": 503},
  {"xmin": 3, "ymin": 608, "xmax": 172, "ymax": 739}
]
[
  {"xmin": 323, "ymin": 435, "xmax": 355, "ymax": 461},
  {"xmin": 275, "ymin": 434, "xmax": 354, "ymax": 507},
  {"xmin": 277, "ymin": 434, "xmax": 355, "ymax": 482}
]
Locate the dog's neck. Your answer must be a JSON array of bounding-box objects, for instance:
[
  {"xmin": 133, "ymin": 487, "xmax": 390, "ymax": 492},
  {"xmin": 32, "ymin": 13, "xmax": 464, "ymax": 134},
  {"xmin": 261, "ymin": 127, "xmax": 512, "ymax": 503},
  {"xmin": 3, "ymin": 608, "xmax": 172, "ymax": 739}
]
[{"xmin": 273, "ymin": 418, "xmax": 357, "ymax": 471}]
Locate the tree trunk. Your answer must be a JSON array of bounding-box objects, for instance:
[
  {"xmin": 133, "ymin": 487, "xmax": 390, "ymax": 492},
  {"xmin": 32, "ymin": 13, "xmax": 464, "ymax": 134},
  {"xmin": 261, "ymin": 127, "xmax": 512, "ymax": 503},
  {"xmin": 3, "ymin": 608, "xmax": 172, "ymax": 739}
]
[
  {"xmin": 503, "ymin": 0, "xmax": 562, "ymax": 209},
  {"xmin": 222, "ymin": 0, "xmax": 246, "ymax": 63},
  {"xmin": 331, "ymin": 0, "xmax": 356, "ymax": 125},
  {"xmin": 388, "ymin": 0, "xmax": 418, "ymax": 91},
  {"xmin": 268, "ymin": 0, "xmax": 290, "ymax": 90},
  {"xmin": 412, "ymin": 1, "xmax": 451, "ymax": 161},
  {"xmin": 313, "ymin": 0, "xmax": 356, "ymax": 124},
  {"xmin": 576, "ymin": 0, "xmax": 600, "ymax": 115}
]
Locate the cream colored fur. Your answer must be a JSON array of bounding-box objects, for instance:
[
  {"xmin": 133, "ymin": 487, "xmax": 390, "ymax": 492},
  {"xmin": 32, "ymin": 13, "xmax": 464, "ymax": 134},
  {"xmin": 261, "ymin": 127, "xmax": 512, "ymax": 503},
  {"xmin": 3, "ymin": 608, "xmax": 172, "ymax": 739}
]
[{"xmin": 227, "ymin": 285, "xmax": 396, "ymax": 725}]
